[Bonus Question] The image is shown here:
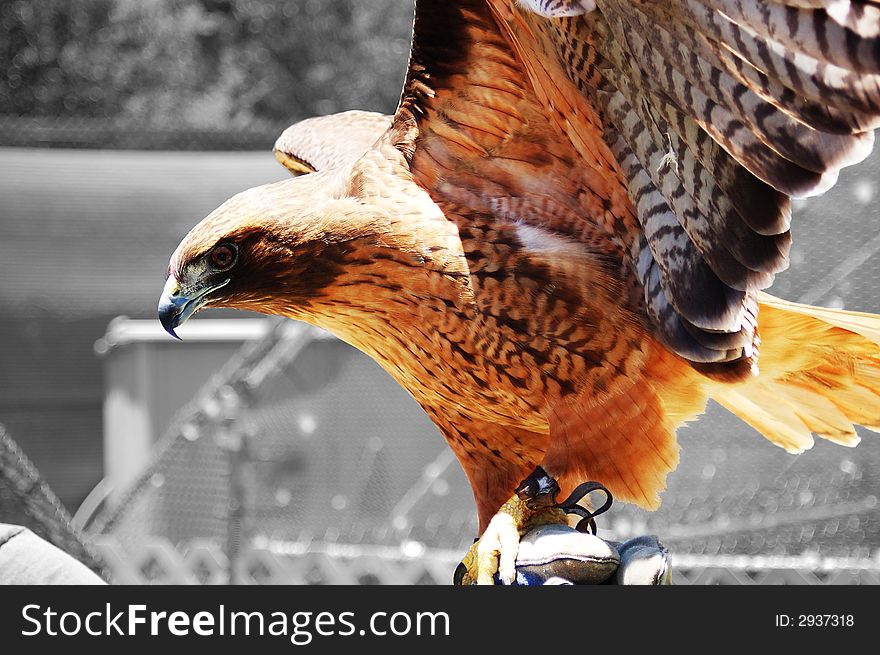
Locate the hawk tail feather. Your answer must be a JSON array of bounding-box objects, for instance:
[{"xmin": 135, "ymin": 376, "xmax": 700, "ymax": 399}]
[
  {"xmin": 712, "ymin": 293, "xmax": 880, "ymax": 454},
  {"xmin": 548, "ymin": 294, "xmax": 879, "ymax": 511}
]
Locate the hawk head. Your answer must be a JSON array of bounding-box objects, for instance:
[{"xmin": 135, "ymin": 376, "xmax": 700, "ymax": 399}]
[
  {"xmin": 158, "ymin": 173, "xmax": 377, "ymax": 338},
  {"xmin": 159, "ymin": 111, "xmax": 396, "ymax": 338}
]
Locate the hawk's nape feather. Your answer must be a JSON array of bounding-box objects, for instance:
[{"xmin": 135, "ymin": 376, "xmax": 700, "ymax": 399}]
[{"xmin": 502, "ymin": 0, "xmax": 880, "ymax": 365}]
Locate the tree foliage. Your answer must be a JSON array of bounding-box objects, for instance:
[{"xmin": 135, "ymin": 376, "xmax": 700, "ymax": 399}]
[{"xmin": 0, "ymin": 0, "xmax": 413, "ymax": 126}]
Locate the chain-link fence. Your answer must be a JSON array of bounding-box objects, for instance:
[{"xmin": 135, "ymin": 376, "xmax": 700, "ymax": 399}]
[
  {"xmin": 0, "ymin": 424, "xmax": 106, "ymax": 577},
  {"xmin": 82, "ymin": 319, "xmax": 478, "ymax": 578},
  {"xmin": 0, "ymin": 115, "xmax": 288, "ymax": 150}
]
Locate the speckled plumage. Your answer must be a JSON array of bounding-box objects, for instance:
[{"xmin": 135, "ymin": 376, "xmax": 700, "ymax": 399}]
[{"xmin": 164, "ymin": 0, "xmax": 880, "ymax": 537}]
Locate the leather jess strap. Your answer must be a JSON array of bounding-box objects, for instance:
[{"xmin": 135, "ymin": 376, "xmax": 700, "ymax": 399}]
[{"xmin": 556, "ymin": 481, "xmax": 613, "ymax": 535}]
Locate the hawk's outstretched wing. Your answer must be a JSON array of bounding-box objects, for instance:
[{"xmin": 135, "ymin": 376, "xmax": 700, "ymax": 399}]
[
  {"xmin": 533, "ymin": 0, "xmax": 880, "ymax": 365},
  {"xmin": 390, "ymin": 0, "xmax": 880, "ymax": 368},
  {"xmin": 274, "ymin": 110, "xmax": 393, "ymax": 175}
]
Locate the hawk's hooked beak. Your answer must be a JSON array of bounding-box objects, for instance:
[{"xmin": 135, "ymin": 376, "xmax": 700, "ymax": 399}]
[{"xmin": 158, "ymin": 275, "xmax": 230, "ymax": 339}]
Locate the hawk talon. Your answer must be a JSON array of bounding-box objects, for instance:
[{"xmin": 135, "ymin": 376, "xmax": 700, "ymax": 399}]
[
  {"xmin": 515, "ymin": 465, "xmax": 560, "ymax": 509},
  {"xmin": 454, "ymin": 477, "xmax": 617, "ymax": 584},
  {"xmin": 453, "ymin": 560, "xmax": 468, "ymax": 586},
  {"xmin": 455, "ymin": 476, "xmax": 568, "ymax": 585}
]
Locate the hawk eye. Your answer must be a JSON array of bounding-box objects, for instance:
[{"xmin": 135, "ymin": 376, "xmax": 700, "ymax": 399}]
[{"xmin": 209, "ymin": 243, "xmax": 237, "ymax": 271}]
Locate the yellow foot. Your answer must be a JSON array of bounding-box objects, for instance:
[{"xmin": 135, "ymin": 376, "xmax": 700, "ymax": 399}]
[{"xmin": 456, "ymin": 467, "xmax": 568, "ymax": 585}]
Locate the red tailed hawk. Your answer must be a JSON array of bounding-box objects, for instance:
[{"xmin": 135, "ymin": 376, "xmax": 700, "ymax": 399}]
[{"xmin": 159, "ymin": 0, "xmax": 880, "ymax": 583}]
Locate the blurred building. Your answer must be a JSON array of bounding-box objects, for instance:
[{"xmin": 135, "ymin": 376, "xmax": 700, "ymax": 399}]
[
  {"xmin": 93, "ymin": 318, "xmax": 476, "ymax": 555},
  {"xmin": 0, "ymin": 146, "xmax": 286, "ymax": 509}
]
